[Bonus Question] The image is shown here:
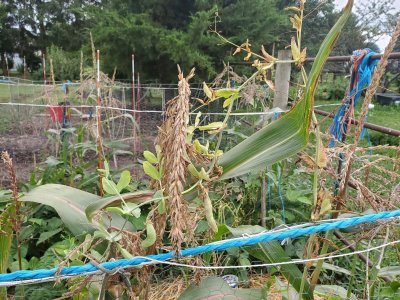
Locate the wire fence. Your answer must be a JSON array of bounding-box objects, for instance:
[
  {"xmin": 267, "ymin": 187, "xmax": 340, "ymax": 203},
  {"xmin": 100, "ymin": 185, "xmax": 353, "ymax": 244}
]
[{"xmin": 0, "ymin": 78, "xmax": 276, "ymax": 187}]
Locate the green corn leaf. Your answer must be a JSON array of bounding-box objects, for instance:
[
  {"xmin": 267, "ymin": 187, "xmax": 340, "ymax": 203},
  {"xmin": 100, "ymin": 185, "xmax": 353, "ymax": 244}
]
[
  {"xmin": 179, "ymin": 277, "xmax": 262, "ymax": 300},
  {"xmin": 227, "ymin": 225, "xmax": 313, "ymax": 300},
  {"xmin": 0, "ymin": 207, "xmax": 13, "ymax": 296},
  {"xmin": 21, "ymin": 184, "xmax": 140, "ymax": 235},
  {"xmin": 218, "ymin": 0, "xmax": 353, "ymax": 179}
]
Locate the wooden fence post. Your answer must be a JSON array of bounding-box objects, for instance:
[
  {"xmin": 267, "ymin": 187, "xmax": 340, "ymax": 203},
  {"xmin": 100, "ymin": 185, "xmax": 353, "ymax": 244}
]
[{"xmin": 273, "ymin": 50, "xmax": 292, "ymax": 109}]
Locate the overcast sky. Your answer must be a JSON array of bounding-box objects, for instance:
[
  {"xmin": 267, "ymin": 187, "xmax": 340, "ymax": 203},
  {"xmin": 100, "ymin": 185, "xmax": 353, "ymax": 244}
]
[{"xmin": 334, "ymin": 0, "xmax": 400, "ymax": 50}]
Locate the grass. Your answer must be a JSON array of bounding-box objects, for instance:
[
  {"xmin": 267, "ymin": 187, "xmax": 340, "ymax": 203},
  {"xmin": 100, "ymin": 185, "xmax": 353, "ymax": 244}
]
[{"xmin": 314, "ymin": 99, "xmax": 400, "ymax": 131}]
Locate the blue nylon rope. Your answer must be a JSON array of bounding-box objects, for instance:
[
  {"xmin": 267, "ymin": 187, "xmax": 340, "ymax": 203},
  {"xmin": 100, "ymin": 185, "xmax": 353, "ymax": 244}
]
[
  {"xmin": 1, "ymin": 209, "xmax": 399, "ymax": 283},
  {"xmin": 329, "ymin": 48, "xmax": 379, "ymax": 147}
]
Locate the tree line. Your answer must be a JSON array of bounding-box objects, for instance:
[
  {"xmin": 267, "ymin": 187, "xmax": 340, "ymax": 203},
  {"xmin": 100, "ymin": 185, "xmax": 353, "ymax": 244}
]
[{"xmin": 0, "ymin": 0, "xmax": 397, "ymax": 82}]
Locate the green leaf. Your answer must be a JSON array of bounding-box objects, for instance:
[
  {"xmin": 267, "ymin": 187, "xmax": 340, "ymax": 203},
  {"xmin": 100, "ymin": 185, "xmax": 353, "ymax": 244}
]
[
  {"xmin": 37, "ymin": 228, "xmax": 63, "ymax": 245},
  {"xmin": 143, "ymin": 161, "xmax": 161, "ymax": 180},
  {"xmin": 215, "ymin": 88, "xmax": 239, "ymax": 98},
  {"xmin": 312, "ymin": 262, "xmax": 351, "ymax": 275},
  {"xmin": 286, "ymin": 190, "xmax": 302, "ymax": 201},
  {"xmin": 178, "ymin": 276, "xmax": 262, "ymax": 300},
  {"xmin": 143, "ymin": 151, "xmax": 158, "ymax": 164},
  {"xmin": 118, "ymin": 245, "xmax": 134, "ymax": 259},
  {"xmin": 45, "ymin": 156, "xmax": 62, "ymax": 167},
  {"xmin": 0, "ymin": 207, "xmax": 13, "ymax": 274},
  {"xmin": 314, "ymin": 285, "xmax": 357, "ymax": 300},
  {"xmin": 116, "ymin": 170, "xmax": 131, "ymax": 192},
  {"xmin": 141, "ymin": 222, "xmax": 156, "ymax": 248},
  {"xmin": 222, "ymin": 94, "xmax": 239, "ymax": 108},
  {"xmin": 297, "ymin": 196, "xmax": 312, "ymax": 205},
  {"xmin": 103, "ymin": 160, "xmax": 110, "ymax": 178},
  {"xmin": 188, "ymin": 164, "xmax": 200, "ymax": 178},
  {"xmin": 194, "ymin": 112, "xmax": 202, "ymax": 127},
  {"xmin": 203, "ymin": 82, "xmax": 213, "ymax": 99},
  {"xmin": 198, "ymin": 122, "xmax": 223, "ymax": 131},
  {"xmin": 94, "ymin": 230, "xmax": 122, "ymax": 242},
  {"xmin": 227, "ymin": 225, "xmax": 313, "ymax": 300},
  {"xmin": 21, "ymin": 184, "xmax": 136, "ymax": 235},
  {"xmin": 218, "ymin": 0, "xmax": 353, "ymax": 179},
  {"xmin": 85, "ymin": 190, "xmax": 154, "ymax": 221},
  {"xmin": 102, "ymin": 178, "xmax": 119, "ymax": 195},
  {"xmin": 154, "ymin": 190, "xmax": 165, "ymax": 214},
  {"xmin": 378, "ymin": 266, "xmax": 400, "ymax": 280},
  {"xmin": 28, "ymin": 257, "xmax": 40, "ymax": 270},
  {"xmin": 123, "ymin": 202, "xmax": 141, "ymax": 218}
]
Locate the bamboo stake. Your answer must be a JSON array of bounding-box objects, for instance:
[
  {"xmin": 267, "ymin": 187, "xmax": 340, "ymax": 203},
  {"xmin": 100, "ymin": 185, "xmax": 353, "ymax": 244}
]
[
  {"xmin": 96, "ymin": 50, "xmax": 104, "ymax": 196},
  {"xmin": 23, "ymin": 56, "xmax": 27, "ymax": 80},
  {"xmin": 4, "ymin": 53, "xmax": 9, "ymax": 77},
  {"xmin": 50, "ymin": 59, "xmax": 55, "ymax": 86},
  {"xmin": 137, "ymin": 72, "xmax": 141, "ymax": 155},
  {"xmin": 43, "ymin": 54, "xmax": 46, "ymax": 85},
  {"xmin": 132, "ymin": 54, "xmax": 137, "ymax": 174}
]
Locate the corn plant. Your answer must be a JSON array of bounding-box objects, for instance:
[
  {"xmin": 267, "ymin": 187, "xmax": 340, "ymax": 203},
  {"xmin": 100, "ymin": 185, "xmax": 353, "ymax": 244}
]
[{"xmin": 18, "ymin": 0, "xmax": 357, "ymax": 298}]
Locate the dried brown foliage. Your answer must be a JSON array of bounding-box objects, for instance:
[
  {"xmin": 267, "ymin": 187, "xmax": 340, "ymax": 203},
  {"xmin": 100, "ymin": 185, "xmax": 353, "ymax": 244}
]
[
  {"xmin": 157, "ymin": 66, "xmax": 195, "ymax": 254},
  {"xmin": 335, "ymin": 18, "xmax": 400, "ymax": 214}
]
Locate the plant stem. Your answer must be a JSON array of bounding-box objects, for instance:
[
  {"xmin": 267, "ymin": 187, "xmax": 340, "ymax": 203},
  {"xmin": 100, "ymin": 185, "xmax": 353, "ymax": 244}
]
[
  {"xmin": 311, "ymin": 112, "xmax": 320, "ymax": 207},
  {"xmin": 261, "ymin": 172, "xmax": 266, "ymax": 227},
  {"xmin": 310, "ymin": 231, "xmax": 332, "ymax": 289},
  {"xmin": 301, "ymin": 111, "xmax": 322, "ymax": 293},
  {"xmin": 299, "ymin": 233, "xmax": 315, "ymax": 297},
  {"xmin": 346, "ymin": 246, "xmax": 358, "ymax": 299}
]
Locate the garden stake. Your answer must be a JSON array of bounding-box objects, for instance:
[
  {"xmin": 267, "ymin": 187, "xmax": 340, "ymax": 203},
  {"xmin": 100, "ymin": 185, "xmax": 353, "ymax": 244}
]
[
  {"xmin": 132, "ymin": 54, "xmax": 137, "ymax": 176},
  {"xmin": 4, "ymin": 53, "xmax": 9, "ymax": 77},
  {"xmin": 23, "ymin": 56, "xmax": 27, "ymax": 80},
  {"xmin": 42, "ymin": 53, "xmax": 46, "ymax": 85},
  {"xmin": 137, "ymin": 72, "xmax": 141, "ymax": 156},
  {"xmin": 96, "ymin": 49, "xmax": 104, "ymax": 196}
]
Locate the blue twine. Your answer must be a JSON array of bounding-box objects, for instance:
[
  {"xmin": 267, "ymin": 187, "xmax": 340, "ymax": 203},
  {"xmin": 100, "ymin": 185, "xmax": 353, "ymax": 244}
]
[
  {"xmin": 329, "ymin": 48, "xmax": 379, "ymax": 147},
  {"xmin": 1, "ymin": 209, "xmax": 399, "ymax": 283}
]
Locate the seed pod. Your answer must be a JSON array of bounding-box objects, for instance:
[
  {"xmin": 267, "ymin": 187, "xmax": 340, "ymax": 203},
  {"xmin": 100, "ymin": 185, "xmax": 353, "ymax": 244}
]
[{"xmin": 141, "ymin": 221, "xmax": 156, "ymax": 248}]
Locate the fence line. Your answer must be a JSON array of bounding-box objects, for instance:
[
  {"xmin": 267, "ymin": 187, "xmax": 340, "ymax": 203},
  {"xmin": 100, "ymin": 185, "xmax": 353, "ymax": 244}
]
[
  {"xmin": 0, "ymin": 102, "xmax": 290, "ymax": 116},
  {"xmin": 0, "ymin": 209, "xmax": 399, "ymax": 287}
]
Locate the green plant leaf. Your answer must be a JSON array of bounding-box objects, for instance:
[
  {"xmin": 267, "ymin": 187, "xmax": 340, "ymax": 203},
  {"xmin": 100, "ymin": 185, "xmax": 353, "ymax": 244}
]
[
  {"xmin": 198, "ymin": 122, "xmax": 223, "ymax": 131},
  {"xmin": 315, "ymin": 285, "xmax": 357, "ymax": 300},
  {"xmin": 102, "ymin": 177, "xmax": 119, "ymax": 195},
  {"xmin": 37, "ymin": 228, "xmax": 63, "ymax": 245},
  {"xmin": 143, "ymin": 150, "xmax": 158, "ymax": 164},
  {"xmin": 378, "ymin": 266, "xmax": 400, "ymax": 280},
  {"xmin": 143, "ymin": 161, "xmax": 161, "ymax": 180},
  {"xmin": 21, "ymin": 184, "xmax": 136, "ymax": 235},
  {"xmin": 123, "ymin": 202, "xmax": 141, "ymax": 218},
  {"xmin": 85, "ymin": 190, "xmax": 154, "ymax": 221},
  {"xmin": 215, "ymin": 88, "xmax": 239, "ymax": 98},
  {"xmin": 0, "ymin": 207, "xmax": 13, "ymax": 275},
  {"xmin": 141, "ymin": 222, "xmax": 156, "ymax": 248},
  {"xmin": 178, "ymin": 276, "xmax": 262, "ymax": 300},
  {"xmin": 218, "ymin": 0, "xmax": 353, "ymax": 179},
  {"xmin": 188, "ymin": 163, "xmax": 200, "ymax": 178},
  {"xmin": 154, "ymin": 189, "xmax": 165, "ymax": 214},
  {"xmin": 116, "ymin": 170, "xmax": 131, "ymax": 192},
  {"xmin": 227, "ymin": 225, "xmax": 313, "ymax": 300}
]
